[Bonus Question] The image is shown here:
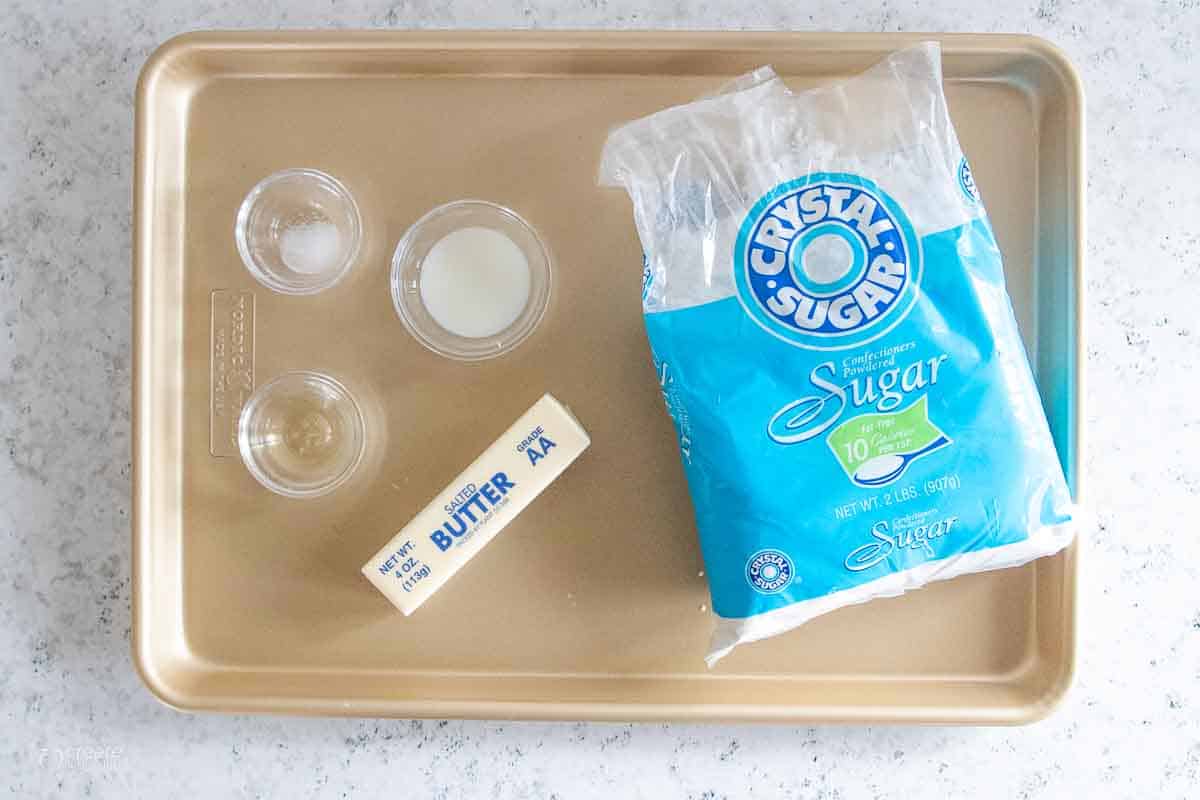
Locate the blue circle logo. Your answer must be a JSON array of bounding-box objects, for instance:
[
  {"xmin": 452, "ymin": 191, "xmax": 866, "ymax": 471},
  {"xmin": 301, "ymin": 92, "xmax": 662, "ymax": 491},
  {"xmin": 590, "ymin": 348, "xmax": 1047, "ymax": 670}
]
[
  {"xmin": 734, "ymin": 173, "xmax": 922, "ymax": 351},
  {"xmin": 958, "ymin": 157, "xmax": 979, "ymax": 203},
  {"xmin": 746, "ymin": 549, "xmax": 795, "ymax": 594}
]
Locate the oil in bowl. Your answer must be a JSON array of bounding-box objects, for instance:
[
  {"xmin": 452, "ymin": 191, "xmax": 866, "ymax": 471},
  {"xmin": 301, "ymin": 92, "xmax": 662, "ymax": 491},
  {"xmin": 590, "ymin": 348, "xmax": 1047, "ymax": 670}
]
[{"xmin": 237, "ymin": 371, "xmax": 365, "ymax": 498}]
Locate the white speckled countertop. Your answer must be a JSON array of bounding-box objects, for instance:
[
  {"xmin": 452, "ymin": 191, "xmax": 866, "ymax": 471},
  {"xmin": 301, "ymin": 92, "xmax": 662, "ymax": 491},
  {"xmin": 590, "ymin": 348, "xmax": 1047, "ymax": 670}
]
[{"xmin": 2, "ymin": 1, "xmax": 1197, "ymax": 797}]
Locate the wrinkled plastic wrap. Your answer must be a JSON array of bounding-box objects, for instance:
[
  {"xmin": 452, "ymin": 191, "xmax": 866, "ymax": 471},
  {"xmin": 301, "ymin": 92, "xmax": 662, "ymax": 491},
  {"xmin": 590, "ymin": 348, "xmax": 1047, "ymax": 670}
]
[{"xmin": 599, "ymin": 43, "xmax": 1075, "ymax": 666}]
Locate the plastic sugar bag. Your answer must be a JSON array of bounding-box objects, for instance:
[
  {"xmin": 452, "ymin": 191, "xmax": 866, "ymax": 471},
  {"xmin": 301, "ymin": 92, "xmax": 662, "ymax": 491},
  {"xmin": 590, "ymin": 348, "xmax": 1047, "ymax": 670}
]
[{"xmin": 598, "ymin": 43, "xmax": 1075, "ymax": 666}]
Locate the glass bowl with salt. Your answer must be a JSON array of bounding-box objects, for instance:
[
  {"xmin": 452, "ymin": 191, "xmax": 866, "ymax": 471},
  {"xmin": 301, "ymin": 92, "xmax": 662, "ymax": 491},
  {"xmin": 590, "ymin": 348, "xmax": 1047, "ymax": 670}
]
[{"xmin": 235, "ymin": 168, "xmax": 362, "ymax": 295}]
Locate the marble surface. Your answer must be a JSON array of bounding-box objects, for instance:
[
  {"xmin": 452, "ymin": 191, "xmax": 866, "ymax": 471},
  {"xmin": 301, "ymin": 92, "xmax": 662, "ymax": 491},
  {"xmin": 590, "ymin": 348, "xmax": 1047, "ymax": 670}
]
[{"xmin": 2, "ymin": 1, "xmax": 1196, "ymax": 797}]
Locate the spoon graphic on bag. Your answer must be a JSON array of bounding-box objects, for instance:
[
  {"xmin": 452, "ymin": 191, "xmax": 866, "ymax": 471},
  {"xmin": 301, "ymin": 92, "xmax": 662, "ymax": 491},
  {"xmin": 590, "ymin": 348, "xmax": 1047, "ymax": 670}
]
[{"xmin": 852, "ymin": 436, "xmax": 950, "ymax": 487}]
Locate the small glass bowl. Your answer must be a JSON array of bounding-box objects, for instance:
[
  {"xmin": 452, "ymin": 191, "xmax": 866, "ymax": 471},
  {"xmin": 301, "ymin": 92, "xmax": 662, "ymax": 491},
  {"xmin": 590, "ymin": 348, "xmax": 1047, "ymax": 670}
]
[
  {"xmin": 235, "ymin": 168, "xmax": 362, "ymax": 295},
  {"xmin": 237, "ymin": 371, "xmax": 365, "ymax": 499},
  {"xmin": 390, "ymin": 200, "xmax": 552, "ymax": 361}
]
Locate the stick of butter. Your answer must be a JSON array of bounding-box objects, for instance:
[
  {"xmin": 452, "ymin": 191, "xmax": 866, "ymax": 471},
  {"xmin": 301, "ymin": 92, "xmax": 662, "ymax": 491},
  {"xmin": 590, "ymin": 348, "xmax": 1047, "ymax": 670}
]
[{"xmin": 362, "ymin": 393, "xmax": 590, "ymax": 615}]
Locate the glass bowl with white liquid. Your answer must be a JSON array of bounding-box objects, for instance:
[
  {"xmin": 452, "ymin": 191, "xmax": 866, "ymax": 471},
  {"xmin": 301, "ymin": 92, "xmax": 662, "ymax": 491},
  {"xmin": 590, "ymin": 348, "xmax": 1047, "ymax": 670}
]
[
  {"xmin": 237, "ymin": 371, "xmax": 366, "ymax": 498},
  {"xmin": 390, "ymin": 200, "xmax": 552, "ymax": 361},
  {"xmin": 235, "ymin": 168, "xmax": 362, "ymax": 295}
]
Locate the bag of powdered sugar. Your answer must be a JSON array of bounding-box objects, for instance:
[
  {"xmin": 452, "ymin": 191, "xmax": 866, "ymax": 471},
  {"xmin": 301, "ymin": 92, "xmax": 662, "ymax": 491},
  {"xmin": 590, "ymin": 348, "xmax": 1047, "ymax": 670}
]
[{"xmin": 599, "ymin": 43, "xmax": 1075, "ymax": 665}]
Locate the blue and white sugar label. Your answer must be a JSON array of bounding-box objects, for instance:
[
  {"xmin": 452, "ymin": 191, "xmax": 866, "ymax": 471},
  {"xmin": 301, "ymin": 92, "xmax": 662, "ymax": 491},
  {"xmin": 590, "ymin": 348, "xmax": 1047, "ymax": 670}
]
[
  {"xmin": 642, "ymin": 169, "xmax": 1073, "ymax": 621},
  {"xmin": 746, "ymin": 549, "xmax": 795, "ymax": 594},
  {"xmin": 599, "ymin": 44, "xmax": 1075, "ymax": 664},
  {"xmin": 734, "ymin": 174, "xmax": 923, "ymax": 351},
  {"xmin": 362, "ymin": 394, "xmax": 590, "ymax": 615},
  {"xmin": 958, "ymin": 157, "xmax": 980, "ymax": 204}
]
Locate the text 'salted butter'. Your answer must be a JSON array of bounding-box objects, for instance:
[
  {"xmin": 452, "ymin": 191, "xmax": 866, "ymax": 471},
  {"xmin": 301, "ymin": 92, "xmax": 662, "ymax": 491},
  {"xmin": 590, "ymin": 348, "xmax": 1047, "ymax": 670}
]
[{"xmin": 362, "ymin": 394, "xmax": 590, "ymax": 615}]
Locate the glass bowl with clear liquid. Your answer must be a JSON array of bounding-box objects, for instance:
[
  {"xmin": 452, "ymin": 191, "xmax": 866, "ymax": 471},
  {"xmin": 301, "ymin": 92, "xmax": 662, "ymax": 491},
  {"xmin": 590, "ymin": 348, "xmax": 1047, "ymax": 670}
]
[{"xmin": 237, "ymin": 371, "xmax": 365, "ymax": 498}]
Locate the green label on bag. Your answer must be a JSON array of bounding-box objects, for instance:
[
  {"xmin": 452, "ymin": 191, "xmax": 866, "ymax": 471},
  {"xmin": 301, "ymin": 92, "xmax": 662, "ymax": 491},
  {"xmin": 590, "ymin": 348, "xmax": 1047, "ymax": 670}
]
[{"xmin": 827, "ymin": 395, "xmax": 948, "ymax": 483}]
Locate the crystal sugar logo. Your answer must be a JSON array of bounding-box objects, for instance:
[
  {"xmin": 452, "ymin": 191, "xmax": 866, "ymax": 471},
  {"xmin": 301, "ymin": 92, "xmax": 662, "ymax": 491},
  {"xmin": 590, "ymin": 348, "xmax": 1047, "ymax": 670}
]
[
  {"xmin": 734, "ymin": 173, "xmax": 922, "ymax": 351},
  {"xmin": 745, "ymin": 549, "xmax": 795, "ymax": 594},
  {"xmin": 958, "ymin": 157, "xmax": 979, "ymax": 203}
]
